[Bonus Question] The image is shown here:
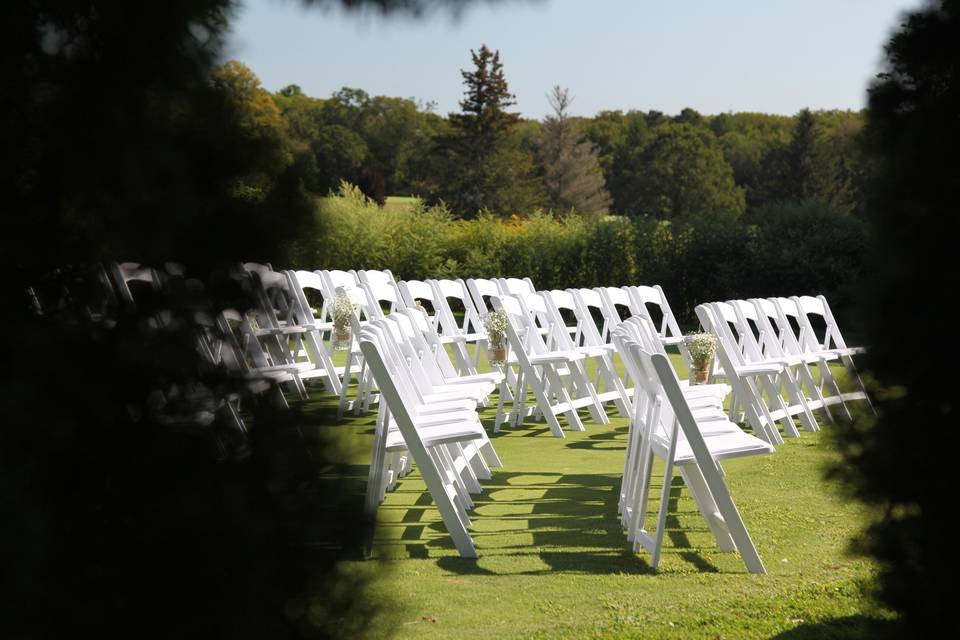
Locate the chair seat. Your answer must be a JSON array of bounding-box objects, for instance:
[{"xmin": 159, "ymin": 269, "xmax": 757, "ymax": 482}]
[
  {"xmin": 385, "ymin": 419, "xmax": 486, "ymax": 451},
  {"xmin": 654, "ymin": 428, "xmax": 774, "ymax": 464},
  {"xmin": 528, "ymin": 350, "xmax": 586, "ymax": 365}
]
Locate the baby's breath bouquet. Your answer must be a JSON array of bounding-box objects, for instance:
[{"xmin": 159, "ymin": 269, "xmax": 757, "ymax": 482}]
[
  {"xmin": 483, "ymin": 310, "xmax": 510, "ymax": 365},
  {"xmin": 684, "ymin": 332, "xmax": 716, "ymax": 385},
  {"xmin": 332, "ymin": 293, "xmax": 356, "ymax": 351}
]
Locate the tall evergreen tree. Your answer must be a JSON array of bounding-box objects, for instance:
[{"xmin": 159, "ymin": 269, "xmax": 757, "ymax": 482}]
[
  {"xmin": 538, "ymin": 86, "xmax": 611, "ymax": 215},
  {"xmin": 431, "ymin": 45, "xmax": 542, "ymax": 217}
]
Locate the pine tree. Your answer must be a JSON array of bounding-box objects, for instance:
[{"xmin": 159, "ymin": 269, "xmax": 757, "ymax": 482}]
[
  {"xmin": 538, "ymin": 86, "xmax": 611, "ymax": 215},
  {"xmin": 430, "ymin": 45, "xmax": 542, "ymax": 217}
]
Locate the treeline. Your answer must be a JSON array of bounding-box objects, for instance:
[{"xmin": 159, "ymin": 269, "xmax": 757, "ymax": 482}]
[{"xmin": 211, "ymin": 49, "xmax": 870, "ymax": 220}]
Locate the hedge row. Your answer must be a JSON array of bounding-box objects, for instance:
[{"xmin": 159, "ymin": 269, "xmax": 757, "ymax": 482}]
[{"xmin": 292, "ymin": 184, "xmax": 867, "ymax": 324}]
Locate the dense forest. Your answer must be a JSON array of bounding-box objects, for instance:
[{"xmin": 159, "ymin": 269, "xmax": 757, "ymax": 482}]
[{"xmin": 213, "ymin": 50, "xmax": 870, "ymax": 220}]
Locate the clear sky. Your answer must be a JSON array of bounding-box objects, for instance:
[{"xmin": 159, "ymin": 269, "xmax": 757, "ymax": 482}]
[{"xmin": 226, "ymin": 0, "xmax": 925, "ymax": 119}]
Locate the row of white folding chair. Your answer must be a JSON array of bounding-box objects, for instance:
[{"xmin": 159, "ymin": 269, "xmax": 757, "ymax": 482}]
[
  {"xmin": 696, "ymin": 302, "xmax": 806, "ymax": 445},
  {"xmin": 489, "ymin": 293, "xmax": 610, "ymax": 436},
  {"xmin": 366, "ymin": 312, "xmax": 504, "ymax": 500},
  {"xmin": 359, "ymin": 321, "xmax": 503, "ymax": 558},
  {"xmin": 766, "ymin": 296, "xmax": 874, "ymax": 417},
  {"xmin": 612, "ymin": 319, "xmax": 772, "ymax": 573},
  {"xmin": 113, "ymin": 262, "xmax": 309, "ymax": 403},
  {"xmin": 364, "ymin": 316, "xmax": 491, "ymax": 482},
  {"xmin": 724, "ymin": 299, "xmax": 823, "ymax": 435},
  {"xmin": 109, "ymin": 262, "xmax": 305, "ymax": 429},
  {"xmin": 336, "ymin": 277, "xmax": 508, "ymax": 421},
  {"xmin": 239, "ymin": 264, "xmax": 347, "ymax": 401},
  {"xmin": 727, "ymin": 298, "xmax": 842, "ymax": 428},
  {"xmin": 699, "ymin": 296, "xmax": 873, "ymax": 443}
]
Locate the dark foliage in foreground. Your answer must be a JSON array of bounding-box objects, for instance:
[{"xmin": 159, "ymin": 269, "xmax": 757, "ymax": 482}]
[
  {"xmin": 832, "ymin": 0, "xmax": 960, "ymax": 634},
  {"xmin": 0, "ymin": 0, "xmax": 491, "ymax": 637}
]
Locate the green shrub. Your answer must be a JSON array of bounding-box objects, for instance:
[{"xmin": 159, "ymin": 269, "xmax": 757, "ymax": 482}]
[{"xmin": 294, "ymin": 184, "xmax": 865, "ymax": 324}]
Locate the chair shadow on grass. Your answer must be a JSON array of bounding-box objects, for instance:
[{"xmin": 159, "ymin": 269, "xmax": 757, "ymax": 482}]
[
  {"xmin": 563, "ymin": 424, "xmax": 629, "ymax": 451},
  {"xmin": 428, "ymin": 469, "xmax": 725, "ymax": 576}
]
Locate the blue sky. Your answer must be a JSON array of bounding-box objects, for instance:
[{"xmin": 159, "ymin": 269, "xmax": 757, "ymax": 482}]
[{"xmin": 226, "ymin": 0, "xmax": 924, "ymax": 119}]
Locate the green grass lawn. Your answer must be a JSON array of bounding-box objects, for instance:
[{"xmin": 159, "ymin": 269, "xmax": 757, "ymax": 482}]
[{"xmin": 305, "ymin": 348, "xmax": 890, "ymax": 639}]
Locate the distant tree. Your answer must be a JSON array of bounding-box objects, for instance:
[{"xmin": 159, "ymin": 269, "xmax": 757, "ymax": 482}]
[
  {"xmin": 833, "ymin": 0, "xmax": 960, "ymax": 634},
  {"xmin": 431, "ymin": 44, "xmax": 540, "ymax": 217},
  {"xmin": 580, "ymin": 109, "xmax": 627, "ymax": 169},
  {"xmin": 537, "ymin": 86, "xmax": 611, "ymax": 215},
  {"xmin": 644, "ymin": 110, "xmax": 667, "ymax": 128},
  {"xmin": 210, "ymin": 61, "xmax": 295, "ymax": 199},
  {"xmin": 675, "ymin": 107, "xmax": 704, "ymax": 126},
  {"xmin": 783, "ymin": 108, "xmax": 819, "ymax": 199},
  {"xmin": 610, "ymin": 122, "xmax": 744, "ymax": 218},
  {"xmin": 605, "ymin": 114, "xmax": 652, "ymax": 213}
]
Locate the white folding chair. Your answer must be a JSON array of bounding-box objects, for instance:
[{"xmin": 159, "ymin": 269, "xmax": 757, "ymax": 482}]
[
  {"xmin": 613, "ymin": 325, "xmax": 772, "ymax": 574},
  {"xmin": 283, "ymin": 270, "xmax": 346, "ymax": 395},
  {"xmin": 336, "ymin": 284, "xmax": 381, "ymax": 419},
  {"xmin": 490, "ymin": 294, "xmax": 606, "ymax": 436}
]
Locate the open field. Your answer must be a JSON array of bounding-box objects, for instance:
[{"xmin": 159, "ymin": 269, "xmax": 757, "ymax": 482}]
[{"xmin": 303, "ymin": 350, "xmax": 890, "ymax": 639}]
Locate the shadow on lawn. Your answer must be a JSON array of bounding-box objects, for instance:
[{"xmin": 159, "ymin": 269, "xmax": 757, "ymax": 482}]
[
  {"xmin": 769, "ymin": 615, "xmax": 903, "ymax": 639},
  {"xmin": 427, "ymin": 470, "xmax": 723, "ymax": 575},
  {"xmin": 563, "ymin": 424, "xmax": 629, "ymax": 451}
]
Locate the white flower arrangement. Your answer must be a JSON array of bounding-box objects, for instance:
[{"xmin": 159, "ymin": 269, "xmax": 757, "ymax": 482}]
[
  {"xmin": 483, "ymin": 310, "xmax": 509, "ymax": 347},
  {"xmin": 332, "ymin": 293, "xmax": 356, "ymax": 329},
  {"xmin": 685, "ymin": 332, "xmax": 716, "ymax": 369}
]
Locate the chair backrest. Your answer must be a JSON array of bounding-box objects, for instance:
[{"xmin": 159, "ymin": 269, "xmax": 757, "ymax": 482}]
[
  {"xmin": 514, "ymin": 291, "xmax": 560, "ymax": 348},
  {"xmin": 217, "ymin": 308, "xmax": 271, "ymax": 371},
  {"xmin": 625, "ymin": 285, "xmax": 685, "ymax": 346},
  {"xmin": 568, "ymin": 288, "xmax": 610, "ymax": 346},
  {"xmin": 545, "ymin": 289, "xmax": 586, "ymax": 347},
  {"xmin": 595, "ymin": 286, "xmax": 634, "ymax": 338},
  {"xmin": 734, "ymin": 298, "xmax": 787, "ymax": 360},
  {"xmin": 772, "ymin": 296, "xmax": 819, "ymax": 354},
  {"xmin": 726, "ymin": 299, "xmax": 774, "ymax": 363},
  {"xmin": 363, "ymin": 278, "xmax": 403, "ymax": 316},
  {"xmin": 696, "ymin": 303, "xmax": 749, "ymax": 372},
  {"xmin": 497, "ymin": 277, "xmax": 536, "ymax": 296},
  {"xmin": 465, "ymin": 277, "xmax": 504, "ymax": 317},
  {"xmin": 759, "ymin": 297, "xmax": 807, "ymax": 357},
  {"xmin": 358, "ymin": 269, "xmax": 396, "ymax": 289},
  {"xmin": 109, "ymin": 262, "xmax": 161, "ymax": 306},
  {"xmin": 432, "ymin": 278, "xmax": 485, "ymax": 337},
  {"xmin": 319, "ymin": 270, "xmax": 361, "ymax": 302},
  {"xmin": 793, "ymin": 295, "xmax": 849, "ymax": 352},
  {"xmin": 398, "ymin": 279, "xmax": 441, "ymax": 331},
  {"xmin": 490, "ymin": 294, "xmax": 551, "ymax": 361}
]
